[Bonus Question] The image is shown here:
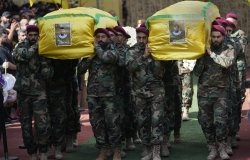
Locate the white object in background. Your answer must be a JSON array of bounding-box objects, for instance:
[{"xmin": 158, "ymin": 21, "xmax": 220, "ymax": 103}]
[
  {"xmin": 2, "ymin": 62, "xmax": 9, "ymax": 69},
  {"xmin": 123, "ymin": 26, "xmax": 137, "ymax": 47},
  {"xmin": 2, "ymin": 73, "xmax": 16, "ymax": 91}
]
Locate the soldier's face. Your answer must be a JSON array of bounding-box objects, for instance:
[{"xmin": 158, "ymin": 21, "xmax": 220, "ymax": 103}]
[
  {"xmin": 27, "ymin": 31, "xmax": 38, "ymax": 45},
  {"xmin": 226, "ymin": 26, "xmax": 233, "ymax": 36},
  {"xmin": 95, "ymin": 33, "xmax": 109, "ymax": 43},
  {"xmin": 117, "ymin": 32, "xmax": 126, "ymax": 44},
  {"xmin": 211, "ymin": 31, "xmax": 224, "ymax": 46},
  {"xmin": 136, "ymin": 32, "xmax": 148, "ymax": 44},
  {"xmin": 108, "ymin": 31, "xmax": 117, "ymax": 43}
]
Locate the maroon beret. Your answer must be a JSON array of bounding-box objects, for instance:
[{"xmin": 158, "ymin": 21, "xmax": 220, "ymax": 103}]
[
  {"xmin": 113, "ymin": 26, "xmax": 131, "ymax": 39},
  {"xmin": 106, "ymin": 28, "xmax": 118, "ymax": 36},
  {"xmin": 212, "ymin": 25, "xmax": 226, "ymax": 36},
  {"xmin": 213, "ymin": 17, "xmax": 228, "ymax": 28},
  {"xmin": 226, "ymin": 12, "xmax": 238, "ymax": 20},
  {"xmin": 136, "ymin": 23, "xmax": 149, "ymax": 36},
  {"xmin": 26, "ymin": 25, "xmax": 39, "ymax": 33},
  {"xmin": 94, "ymin": 28, "xmax": 110, "ymax": 38},
  {"xmin": 226, "ymin": 20, "xmax": 236, "ymax": 29}
]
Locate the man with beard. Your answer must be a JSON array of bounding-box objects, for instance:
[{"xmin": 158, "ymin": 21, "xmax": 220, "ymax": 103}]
[
  {"xmin": 193, "ymin": 25, "xmax": 235, "ymax": 160},
  {"xmin": 78, "ymin": 28, "xmax": 121, "ymax": 160},
  {"xmin": 12, "ymin": 25, "xmax": 53, "ymax": 160},
  {"xmin": 126, "ymin": 24, "xmax": 165, "ymax": 160}
]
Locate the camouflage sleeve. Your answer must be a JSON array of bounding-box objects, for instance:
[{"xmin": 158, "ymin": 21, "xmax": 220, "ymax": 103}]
[
  {"xmin": 95, "ymin": 45, "xmax": 118, "ymax": 64},
  {"xmin": 209, "ymin": 48, "xmax": 235, "ymax": 68},
  {"xmin": 125, "ymin": 49, "xmax": 147, "ymax": 73},
  {"xmin": 77, "ymin": 57, "xmax": 92, "ymax": 75},
  {"xmin": 193, "ymin": 57, "xmax": 204, "ymax": 77},
  {"xmin": 238, "ymin": 30, "xmax": 248, "ymax": 53},
  {"xmin": 40, "ymin": 57, "xmax": 54, "ymax": 80},
  {"xmin": 117, "ymin": 46, "xmax": 127, "ymax": 67},
  {"xmin": 13, "ymin": 42, "xmax": 36, "ymax": 62}
]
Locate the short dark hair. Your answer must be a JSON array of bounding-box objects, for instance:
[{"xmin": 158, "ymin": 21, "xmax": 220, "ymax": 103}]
[
  {"xmin": 2, "ymin": 11, "xmax": 11, "ymax": 18},
  {"xmin": 0, "ymin": 27, "xmax": 7, "ymax": 36}
]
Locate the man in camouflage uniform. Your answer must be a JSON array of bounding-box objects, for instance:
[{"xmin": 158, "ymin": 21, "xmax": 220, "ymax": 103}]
[
  {"xmin": 113, "ymin": 26, "xmax": 137, "ymax": 152},
  {"xmin": 126, "ymin": 24, "xmax": 165, "ymax": 160},
  {"xmin": 212, "ymin": 17, "xmax": 241, "ymax": 154},
  {"xmin": 178, "ymin": 60, "xmax": 195, "ymax": 121},
  {"xmin": 78, "ymin": 28, "xmax": 122, "ymax": 160},
  {"xmin": 226, "ymin": 12, "xmax": 248, "ymax": 142},
  {"xmin": 194, "ymin": 25, "xmax": 235, "ymax": 160},
  {"xmin": 223, "ymin": 16, "xmax": 246, "ymax": 152},
  {"xmin": 162, "ymin": 60, "xmax": 182, "ymax": 157},
  {"xmin": 13, "ymin": 25, "xmax": 53, "ymax": 160}
]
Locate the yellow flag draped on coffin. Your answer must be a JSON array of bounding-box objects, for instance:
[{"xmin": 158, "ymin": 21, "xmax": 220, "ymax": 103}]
[
  {"xmin": 29, "ymin": 0, "xmax": 69, "ymax": 8},
  {"xmin": 38, "ymin": 7, "xmax": 118, "ymax": 59},
  {"xmin": 75, "ymin": 7, "xmax": 119, "ymax": 29},
  {"xmin": 147, "ymin": 1, "xmax": 220, "ymax": 60}
]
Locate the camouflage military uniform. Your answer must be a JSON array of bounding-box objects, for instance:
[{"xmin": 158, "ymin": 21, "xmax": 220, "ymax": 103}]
[
  {"xmin": 115, "ymin": 43, "xmax": 136, "ymax": 140},
  {"xmin": 13, "ymin": 41, "xmax": 53, "ymax": 155},
  {"xmin": 163, "ymin": 61, "xmax": 182, "ymax": 135},
  {"xmin": 231, "ymin": 29, "xmax": 248, "ymax": 92},
  {"xmin": 193, "ymin": 41, "xmax": 235, "ymax": 145},
  {"xmin": 126, "ymin": 43, "xmax": 165, "ymax": 146},
  {"xmin": 225, "ymin": 37, "xmax": 240, "ymax": 138},
  {"xmin": 230, "ymin": 30, "xmax": 248, "ymax": 136},
  {"xmin": 178, "ymin": 60, "xmax": 194, "ymax": 109},
  {"xmin": 77, "ymin": 43, "xmax": 121, "ymax": 149}
]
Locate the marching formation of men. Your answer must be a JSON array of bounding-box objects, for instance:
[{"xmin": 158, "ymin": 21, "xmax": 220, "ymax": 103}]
[
  {"xmin": 78, "ymin": 12, "xmax": 247, "ymax": 160},
  {"xmin": 0, "ymin": 6, "xmax": 248, "ymax": 160}
]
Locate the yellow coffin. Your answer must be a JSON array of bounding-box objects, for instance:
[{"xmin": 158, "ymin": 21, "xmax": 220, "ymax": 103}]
[
  {"xmin": 147, "ymin": 1, "xmax": 220, "ymax": 60},
  {"xmin": 38, "ymin": 7, "xmax": 118, "ymax": 59}
]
